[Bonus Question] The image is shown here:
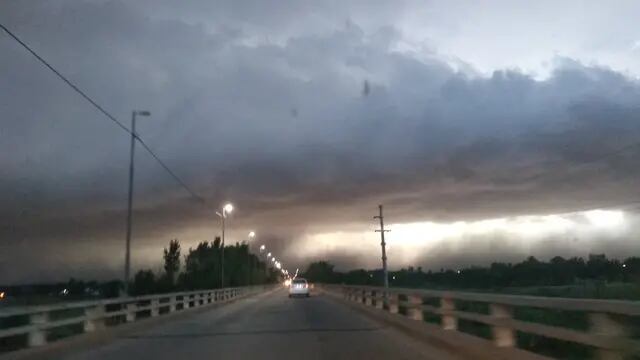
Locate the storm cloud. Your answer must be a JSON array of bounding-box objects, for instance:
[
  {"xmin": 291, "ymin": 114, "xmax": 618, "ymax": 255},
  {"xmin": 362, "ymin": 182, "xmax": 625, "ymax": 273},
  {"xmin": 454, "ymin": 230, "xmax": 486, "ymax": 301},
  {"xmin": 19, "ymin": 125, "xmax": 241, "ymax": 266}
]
[{"xmin": 2, "ymin": 0, "xmax": 640, "ymax": 283}]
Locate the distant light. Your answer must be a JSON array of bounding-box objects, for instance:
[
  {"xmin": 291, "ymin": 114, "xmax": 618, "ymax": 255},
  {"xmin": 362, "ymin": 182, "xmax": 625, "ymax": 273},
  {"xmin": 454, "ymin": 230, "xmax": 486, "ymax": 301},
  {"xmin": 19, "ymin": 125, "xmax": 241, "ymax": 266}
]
[
  {"xmin": 623, "ymin": 264, "xmax": 627, "ymax": 268},
  {"xmin": 0, "ymin": 291, "xmax": 5, "ymax": 300},
  {"xmin": 223, "ymin": 203, "xmax": 234, "ymax": 214},
  {"xmin": 272, "ymin": 258, "xmax": 276, "ymax": 262},
  {"xmin": 267, "ymin": 252, "xmax": 271, "ymax": 258},
  {"xmin": 369, "ymin": 274, "xmax": 373, "ymax": 278},
  {"xmin": 457, "ymin": 270, "xmax": 461, "ymax": 274},
  {"xmin": 248, "ymin": 231, "xmax": 255, "ymax": 238},
  {"xmin": 392, "ymin": 276, "xmax": 396, "ymax": 280}
]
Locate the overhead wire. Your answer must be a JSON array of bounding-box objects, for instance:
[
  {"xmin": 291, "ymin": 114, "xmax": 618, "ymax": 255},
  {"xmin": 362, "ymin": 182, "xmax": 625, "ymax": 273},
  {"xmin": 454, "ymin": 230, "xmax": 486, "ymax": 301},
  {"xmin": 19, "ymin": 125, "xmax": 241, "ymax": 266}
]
[
  {"xmin": 3, "ymin": 21, "xmax": 640, "ymax": 214},
  {"xmin": 0, "ymin": 22, "xmax": 208, "ymax": 205}
]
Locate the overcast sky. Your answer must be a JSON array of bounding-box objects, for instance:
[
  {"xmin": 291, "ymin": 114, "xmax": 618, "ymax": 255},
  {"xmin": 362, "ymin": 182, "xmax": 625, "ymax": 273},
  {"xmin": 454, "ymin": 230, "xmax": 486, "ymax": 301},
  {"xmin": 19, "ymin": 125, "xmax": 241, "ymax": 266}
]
[{"xmin": 2, "ymin": 0, "xmax": 640, "ymax": 284}]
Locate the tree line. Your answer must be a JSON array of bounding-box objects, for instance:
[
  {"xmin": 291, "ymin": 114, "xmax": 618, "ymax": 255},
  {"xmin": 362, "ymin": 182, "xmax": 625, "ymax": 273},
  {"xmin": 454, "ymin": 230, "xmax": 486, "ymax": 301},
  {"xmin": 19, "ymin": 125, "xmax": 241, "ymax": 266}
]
[
  {"xmin": 130, "ymin": 237, "xmax": 277, "ymax": 295},
  {"xmin": 303, "ymin": 254, "xmax": 640, "ymax": 291}
]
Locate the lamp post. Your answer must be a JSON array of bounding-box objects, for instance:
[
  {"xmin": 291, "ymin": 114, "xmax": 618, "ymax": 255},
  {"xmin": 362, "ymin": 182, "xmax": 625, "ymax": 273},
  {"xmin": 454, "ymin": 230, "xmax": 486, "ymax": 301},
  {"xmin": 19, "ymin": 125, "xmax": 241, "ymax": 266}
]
[
  {"xmin": 123, "ymin": 110, "xmax": 150, "ymax": 295},
  {"xmin": 216, "ymin": 203, "xmax": 233, "ymax": 288},
  {"xmin": 248, "ymin": 232, "xmax": 255, "ymax": 285}
]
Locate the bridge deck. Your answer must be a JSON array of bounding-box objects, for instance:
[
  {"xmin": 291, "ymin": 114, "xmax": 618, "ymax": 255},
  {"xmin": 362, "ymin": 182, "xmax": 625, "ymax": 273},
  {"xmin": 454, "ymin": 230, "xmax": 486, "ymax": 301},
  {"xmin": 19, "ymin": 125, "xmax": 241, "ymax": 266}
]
[{"xmin": 58, "ymin": 288, "xmax": 459, "ymax": 360}]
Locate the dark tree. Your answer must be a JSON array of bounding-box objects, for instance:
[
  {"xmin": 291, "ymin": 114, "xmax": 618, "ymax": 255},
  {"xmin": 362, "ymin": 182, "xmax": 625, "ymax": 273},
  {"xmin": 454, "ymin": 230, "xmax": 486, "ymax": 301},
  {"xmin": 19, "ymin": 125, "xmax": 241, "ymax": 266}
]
[
  {"xmin": 303, "ymin": 261, "xmax": 336, "ymax": 283},
  {"xmin": 163, "ymin": 239, "xmax": 181, "ymax": 285},
  {"xmin": 131, "ymin": 269, "xmax": 156, "ymax": 295}
]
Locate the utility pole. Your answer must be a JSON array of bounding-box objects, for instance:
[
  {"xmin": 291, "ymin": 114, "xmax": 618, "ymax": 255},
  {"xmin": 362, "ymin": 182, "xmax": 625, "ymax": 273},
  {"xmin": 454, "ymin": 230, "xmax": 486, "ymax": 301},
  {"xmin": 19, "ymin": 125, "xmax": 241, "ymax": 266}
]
[
  {"xmin": 217, "ymin": 203, "xmax": 233, "ymax": 289},
  {"xmin": 247, "ymin": 243, "xmax": 251, "ymax": 286},
  {"xmin": 221, "ymin": 214, "xmax": 225, "ymax": 288},
  {"xmin": 374, "ymin": 204, "xmax": 390, "ymax": 305},
  {"xmin": 123, "ymin": 110, "xmax": 150, "ymax": 296}
]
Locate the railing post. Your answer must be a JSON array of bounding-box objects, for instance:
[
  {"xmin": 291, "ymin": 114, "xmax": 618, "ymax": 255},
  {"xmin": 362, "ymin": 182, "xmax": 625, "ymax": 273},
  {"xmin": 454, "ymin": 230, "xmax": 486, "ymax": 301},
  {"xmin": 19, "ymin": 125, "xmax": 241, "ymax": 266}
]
[
  {"xmin": 374, "ymin": 290, "xmax": 384, "ymax": 309},
  {"xmin": 387, "ymin": 293, "xmax": 399, "ymax": 314},
  {"xmin": 490, "ymin": 303, "xmax": 515, "ymax": 347},
  {"xmin": 365, "ymin": 290, "xmax": 373, "ymax": 306},
  {"xmin": 125, "ymin": 303, "xmax": 136, "ymax": 322},
  {"xmin": 353, "ymin": 288, "xmax": 361, "ymax": 303},
  {"xmin": 84, "ymin": 305, "xmax": 105, "ymax": 332},
  {"xmin": 28, "ymin": 312, "xmax": 48, "ymax": 347},
  {"xmin": 590, "ymin": 313, "xmax": 626, "ymax": 360},
  {"xmin": 150, "ymin": 299, "xmax": 160, "ymax": 317},
  {"xmin": 183, "ymin": 295, "xmax": 190, "ymax": 309},
  {"xmin": 169, "ymin": 296, "xmax": 177, "ymax": 312},
  {"xmin": 407, "ymin": 294, "xmax": 423, "ymax": 321},
  {"xmin": 440, "ymin": 297, "xmax": 457, "ymax": 330}
]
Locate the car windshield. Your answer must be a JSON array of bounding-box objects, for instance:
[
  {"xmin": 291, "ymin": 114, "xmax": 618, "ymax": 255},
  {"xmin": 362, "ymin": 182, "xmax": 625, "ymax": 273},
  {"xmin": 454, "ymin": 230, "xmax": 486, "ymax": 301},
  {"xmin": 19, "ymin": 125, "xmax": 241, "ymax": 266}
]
[{"xmin": 2, "ymin": 2, "xmax": 638, "ymax": 359}]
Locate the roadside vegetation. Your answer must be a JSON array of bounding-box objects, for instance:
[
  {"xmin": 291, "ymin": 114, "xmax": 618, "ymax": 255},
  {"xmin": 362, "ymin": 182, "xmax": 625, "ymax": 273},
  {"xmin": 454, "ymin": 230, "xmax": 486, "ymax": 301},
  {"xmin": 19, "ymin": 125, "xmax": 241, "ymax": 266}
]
[
  {"xmin": 303, "ymin": 255, "xmax": 640, "ymax": 359},
  {"xmin": 304, "ymin": 254, "xmax": 640, "ymax": 300},
  {"xmin": 0, "ymin": 238, "xmax": 276, "ymax": 307}
]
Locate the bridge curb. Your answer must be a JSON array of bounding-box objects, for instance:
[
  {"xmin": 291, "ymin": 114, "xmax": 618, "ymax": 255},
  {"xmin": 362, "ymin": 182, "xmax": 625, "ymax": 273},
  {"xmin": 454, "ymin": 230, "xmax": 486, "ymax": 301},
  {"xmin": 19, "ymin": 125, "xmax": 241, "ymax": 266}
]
[
  {"xmin": 0, "ymin": 287, "xmax": 279, "ymax": 360},
  {"xmin": 322, "ymin": 287, "xmax": 551, "ymax": 360}
]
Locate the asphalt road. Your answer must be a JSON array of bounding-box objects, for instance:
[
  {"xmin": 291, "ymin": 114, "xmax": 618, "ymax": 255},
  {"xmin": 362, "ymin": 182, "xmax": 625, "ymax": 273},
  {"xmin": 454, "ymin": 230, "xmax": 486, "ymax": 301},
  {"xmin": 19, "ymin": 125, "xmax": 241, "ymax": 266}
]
[{"xmin": 62, "ymin": 288, "xmax": 458, "ymax": 360}]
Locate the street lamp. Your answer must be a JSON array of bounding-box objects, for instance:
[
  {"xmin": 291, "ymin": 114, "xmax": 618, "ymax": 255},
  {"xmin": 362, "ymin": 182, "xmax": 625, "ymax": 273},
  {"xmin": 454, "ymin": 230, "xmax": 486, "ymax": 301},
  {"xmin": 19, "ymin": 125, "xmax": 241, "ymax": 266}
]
[
  {"xmin": 247, "ymin": 231, "xmax": 256, "ymax": 285},
  {"xmin": 260, "ymin": 244, "xmax": 265, "ymax": 251},
  {"xmin": 216, "ymin": 202, "xmax": 233, "ymax": 288},
  {"xmin": 124, "ymin": 110, "xmax": 150, "ymax": 295}
]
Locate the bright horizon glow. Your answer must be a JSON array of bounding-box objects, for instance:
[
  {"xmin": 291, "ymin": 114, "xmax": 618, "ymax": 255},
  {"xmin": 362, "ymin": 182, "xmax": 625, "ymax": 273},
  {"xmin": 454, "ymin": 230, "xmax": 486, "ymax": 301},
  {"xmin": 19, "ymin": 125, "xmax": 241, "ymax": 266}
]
[
  {"xmin": 584, "ymin": 210, "xmax": 624, "ymax": 228},
  {"xmin": 288, "ymin": 208, "xmax": 630, "ymax": 268}
]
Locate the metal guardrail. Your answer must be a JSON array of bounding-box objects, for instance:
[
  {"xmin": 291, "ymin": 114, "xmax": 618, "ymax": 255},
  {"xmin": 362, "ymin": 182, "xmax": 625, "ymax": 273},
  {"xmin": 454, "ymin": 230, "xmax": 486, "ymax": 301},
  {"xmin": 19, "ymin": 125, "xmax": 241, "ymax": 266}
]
[
  {"xmin": 0, "ymin": 285, "xmax": 270, "ymax": 350},
  {"xmin": 326, "ymin": 284, "xmax": 640, "ymax": 359}
]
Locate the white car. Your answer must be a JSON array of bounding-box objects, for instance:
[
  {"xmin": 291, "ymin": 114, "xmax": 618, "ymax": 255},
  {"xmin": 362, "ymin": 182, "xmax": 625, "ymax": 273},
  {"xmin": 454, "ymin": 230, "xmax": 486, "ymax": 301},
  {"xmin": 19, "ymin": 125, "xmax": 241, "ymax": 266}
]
[{"xmin": 288, "ymin": 278, "xmax": 310, "ymax": 297}]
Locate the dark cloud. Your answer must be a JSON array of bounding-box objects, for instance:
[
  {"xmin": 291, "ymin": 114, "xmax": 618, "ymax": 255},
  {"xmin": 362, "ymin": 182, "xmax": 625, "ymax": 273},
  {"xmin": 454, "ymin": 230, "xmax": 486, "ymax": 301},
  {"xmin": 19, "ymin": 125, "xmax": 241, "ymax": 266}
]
[{"xmin": 1, "ymin": 0, "xmax": 640, "ymax": 283}]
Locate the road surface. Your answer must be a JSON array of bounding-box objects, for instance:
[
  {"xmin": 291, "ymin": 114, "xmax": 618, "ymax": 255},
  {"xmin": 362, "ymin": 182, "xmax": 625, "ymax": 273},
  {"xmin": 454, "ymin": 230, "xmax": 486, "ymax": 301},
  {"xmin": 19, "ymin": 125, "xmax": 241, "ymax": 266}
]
[{"xmin": 62, "ymin": 288, "xmax": 458, "ymax": 360}]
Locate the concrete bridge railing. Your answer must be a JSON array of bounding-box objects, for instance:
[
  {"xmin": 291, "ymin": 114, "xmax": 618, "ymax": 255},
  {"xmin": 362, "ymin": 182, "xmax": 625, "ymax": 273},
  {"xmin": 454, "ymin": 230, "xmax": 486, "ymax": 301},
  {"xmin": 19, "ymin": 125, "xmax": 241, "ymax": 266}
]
[
  {"xmin": 0, "ymin": 285, "xmax": 271, "ymax": 352},
  {"xmin": 326, "ymin": 284, "xmax": 640, "ymax": 360}
]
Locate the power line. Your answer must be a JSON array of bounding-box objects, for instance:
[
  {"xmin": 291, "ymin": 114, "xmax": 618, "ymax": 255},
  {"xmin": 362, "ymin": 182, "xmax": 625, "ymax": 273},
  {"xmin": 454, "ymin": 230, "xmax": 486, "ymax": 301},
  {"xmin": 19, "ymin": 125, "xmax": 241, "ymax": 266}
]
[
  {"xmin": 0, "ymin": 23, "xmax": 131, "ymax": 134},
  {"xmin": 137, "ymin": 138, "xmax": 206, "ymax": 202},
  {"xmin": 0, "ymin": 22, "xmax": 206, "ymax": 204}
]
